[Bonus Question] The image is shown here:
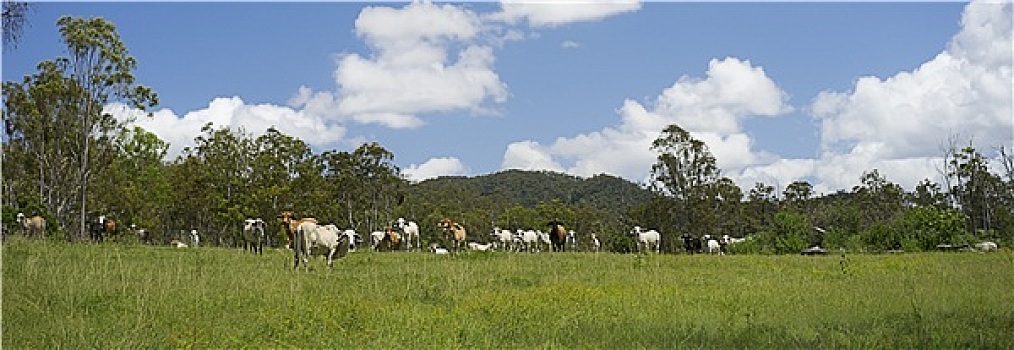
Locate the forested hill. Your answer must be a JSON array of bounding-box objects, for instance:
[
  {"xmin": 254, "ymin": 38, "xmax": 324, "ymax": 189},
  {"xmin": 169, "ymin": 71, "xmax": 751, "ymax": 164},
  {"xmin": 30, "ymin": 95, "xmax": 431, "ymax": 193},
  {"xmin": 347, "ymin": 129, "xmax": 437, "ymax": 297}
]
[{"xmin": 407, "ymin": 170, "xmax": 656, "ymax": 216}]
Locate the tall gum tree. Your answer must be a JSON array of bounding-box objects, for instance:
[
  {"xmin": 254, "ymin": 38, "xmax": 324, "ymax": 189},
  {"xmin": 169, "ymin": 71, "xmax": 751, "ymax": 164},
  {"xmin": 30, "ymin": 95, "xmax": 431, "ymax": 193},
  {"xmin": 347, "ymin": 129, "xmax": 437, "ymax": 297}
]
[{"xmin": 3, "ymin": 16, "xmax": 157, "ymax": 239}]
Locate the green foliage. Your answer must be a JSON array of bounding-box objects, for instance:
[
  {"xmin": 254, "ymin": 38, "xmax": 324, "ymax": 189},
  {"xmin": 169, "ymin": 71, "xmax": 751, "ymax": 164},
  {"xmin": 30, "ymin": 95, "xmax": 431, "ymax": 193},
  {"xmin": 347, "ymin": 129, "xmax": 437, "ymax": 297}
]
[
  {"xmin": 4, "ymin": 238, "xmax": 1012, "ymax": 348},
  {"xmin": 898, "ymin": 206, "xmax": 966, "ymax": 251},
  {"xmin": 758, "ymin": 211, "xmax": 811, "ymax": 254}
]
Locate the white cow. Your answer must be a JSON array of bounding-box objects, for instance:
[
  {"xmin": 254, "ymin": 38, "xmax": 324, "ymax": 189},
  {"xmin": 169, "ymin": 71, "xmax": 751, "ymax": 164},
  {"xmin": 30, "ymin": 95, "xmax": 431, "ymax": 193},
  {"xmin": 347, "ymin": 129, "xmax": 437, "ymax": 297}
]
[
  {"xmin": 293, "ymin": 222, "xmax": 348, "ymax": 270},
  {"xmin": 704, "ymin": 235, "xmax": 722, "ymax": 255},
  {"xmin": 430, "ymin": 243, "xmax": 450, "ymax": 255},
  {"xmin": 535, "ymin": 231, "xmax": 551, "ymax": 250},
  {"xmin": 975, "ymin": 241, "xmax": 998, "ymax": 252},
  {"xmin": 396, "ymin": 218, "xmax": 421, "ymax": 251},
  {"xmin": 516, "ymin": 229, "xmax": 540, "ymax": 253},
  {"xmin": 370, "ymin": 230, "xmax": 386, "ymax": 251},
  {"xmin": 630, "ymin": 226, "xmax": 661, "ymax": 253},
  {"xmin": 591, "ymin": 233, "xmax": 601, "ymax": 253},
  {"xmin": 467, "ymin": 242, "xmax": 493, "ymax": 251},
  {"xmin": 567, "ymin": 230, "xmax": 578, "ymax": 251},
  {"xmin": 491, "ymin": 228, "xmax": 514, "ymax": 251},
  {"xmin": 190, "ymin": 229, "xmax": 200, "ymax": 247},
  {"xmin": 242, "ymin": 218, "xmax": 267, "ymax": 254}
]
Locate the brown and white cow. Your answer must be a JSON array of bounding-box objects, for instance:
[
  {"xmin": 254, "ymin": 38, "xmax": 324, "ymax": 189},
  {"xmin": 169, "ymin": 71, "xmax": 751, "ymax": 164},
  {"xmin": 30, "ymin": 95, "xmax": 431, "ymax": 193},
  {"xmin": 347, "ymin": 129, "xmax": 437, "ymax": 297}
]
[
  {"xmin": 16, "ymin": 213, "xmax": 46, "ymax": 237},
  {"xmin": 438, "ymin": 218, "xmax": 467, "ymax": 252},
  {"xmin": 279, "ymin": 211, "xmax": 317, "ymax": 249}
]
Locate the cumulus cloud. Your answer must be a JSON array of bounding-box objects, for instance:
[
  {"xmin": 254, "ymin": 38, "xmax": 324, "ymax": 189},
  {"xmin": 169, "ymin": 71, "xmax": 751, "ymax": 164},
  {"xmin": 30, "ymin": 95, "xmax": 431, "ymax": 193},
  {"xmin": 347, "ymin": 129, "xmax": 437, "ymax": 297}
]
[
  {"xmin": 810, "ymin": 0, "xmax": 1012, "ymax": 191},
  {"xmin": 333, "ymin": 2, "xmax": 508, "ymax": 128},
  {"xmin": 107, "ymin": 97, "xmax": 348, "ymax": 160},
  {"xmin": 402, "ymin": 157, "xmax": 470, "ymax": 182},
  {"xmin": 494, "ymin": 1, "xmax": 641, "ymax": 27},
  {"xmin": 501, "ymin": 1, "xmax": 1011, "ymax": 194},
  {"xmin": 502, "ymin": 57, "xmax": 792, "ymax": 183}
]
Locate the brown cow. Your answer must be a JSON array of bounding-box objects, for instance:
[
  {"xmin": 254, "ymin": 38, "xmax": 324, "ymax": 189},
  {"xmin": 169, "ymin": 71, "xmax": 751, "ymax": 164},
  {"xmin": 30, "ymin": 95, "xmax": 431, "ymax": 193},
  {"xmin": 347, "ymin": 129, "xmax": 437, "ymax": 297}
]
[
  {"xmin": 16, "ymin": 213, "xmax": 46, "ymax": 237},
  {"xmin": 279, "ymin": 211, "xmax": 317, "ymax": 249},
  {"xmin": 547, "ymin": 220, "xmax": 567, "ymax": 252},
  {"xmin": 91, "ymin": 215, "xmax": 118, "ymax": 242},
  {"xmin": 378, "ymin": 227, "xmax": 401, "ymax": 252},
  {"xmin": 438, "ymin": 217, "xmax": 467, "ymax": 252}
]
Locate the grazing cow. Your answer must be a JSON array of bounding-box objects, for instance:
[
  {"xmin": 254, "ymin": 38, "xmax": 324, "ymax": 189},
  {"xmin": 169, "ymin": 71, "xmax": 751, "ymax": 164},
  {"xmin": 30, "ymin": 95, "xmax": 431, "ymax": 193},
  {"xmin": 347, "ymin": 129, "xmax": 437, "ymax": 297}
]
[
  {"xmin": 629, "ymin": 226, "xmax": 661, "ymax": 253},
  {"xmin": 292, "ymin": 222, "xmax": 349, "ymax": 270},
  {"xmin": 491, "ymin": 227, "xmax": 514, "ymax": 251},
  {"xmin": 591, "ymin": 233, "xmax": 601, "ymax": 253},
  {"xmin": 278, "ymin": 211, "xmax": 318, "ymax": 249},
  {"xmin": 396, "ymin": 218, "xmax": 421, "ymax": 251},
  {"xmin": 547, "ymin": 220, "xmax": 568, "ymax": 252},
  {"xmin": 438, "ymin": 218, "xmax": 467, "ymax": 251},
  {"xmin": 16, "ymin": 213, "xmax": 46, "ymax": 237},
  {"xmin": 682, "ymin": 234, "xmax": 703, "ymax": 254},
  {"xmin": 975, "ymin": 241, "xmax": 998, "ymax": 252},
  {"xmin": 242, "ymin": 218, "xmax": 267, "ymax": 254}
]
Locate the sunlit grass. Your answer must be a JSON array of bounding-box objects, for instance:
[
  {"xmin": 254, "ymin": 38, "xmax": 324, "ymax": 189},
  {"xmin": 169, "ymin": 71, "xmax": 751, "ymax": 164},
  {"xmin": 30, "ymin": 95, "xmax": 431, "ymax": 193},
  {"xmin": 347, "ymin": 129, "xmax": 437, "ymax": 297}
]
[{"xmin": 3, "ymin": 237, "xmax": 1012, "ymax": 348}]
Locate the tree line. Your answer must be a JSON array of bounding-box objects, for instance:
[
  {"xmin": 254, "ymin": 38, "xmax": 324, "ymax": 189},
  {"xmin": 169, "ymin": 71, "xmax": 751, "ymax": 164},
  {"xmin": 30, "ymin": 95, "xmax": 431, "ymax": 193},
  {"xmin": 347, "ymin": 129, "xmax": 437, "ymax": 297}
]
[{"xmin": 4, "ymin": 16, "xmax": 1012, "ymax": 253}]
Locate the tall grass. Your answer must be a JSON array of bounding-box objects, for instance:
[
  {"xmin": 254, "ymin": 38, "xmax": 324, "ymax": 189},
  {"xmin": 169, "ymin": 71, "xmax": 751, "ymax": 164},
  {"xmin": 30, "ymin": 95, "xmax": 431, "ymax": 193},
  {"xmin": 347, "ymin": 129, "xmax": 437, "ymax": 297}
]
[{"xmin": 3, "ymin": 237, "xmax": 1012, "ymax": 348}]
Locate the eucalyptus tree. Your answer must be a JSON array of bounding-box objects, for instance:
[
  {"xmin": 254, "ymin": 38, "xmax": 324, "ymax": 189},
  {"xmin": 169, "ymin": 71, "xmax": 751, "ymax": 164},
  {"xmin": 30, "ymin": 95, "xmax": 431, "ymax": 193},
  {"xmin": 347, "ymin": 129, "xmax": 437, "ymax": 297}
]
[
  {"xmin": 2, "ymin": 1, "xmax": 30, "ymax": 50},
  {"xmin": 745, "ymin": 182, "xmax": 777, "ymax": 233},
  {"xmin": 852, "ymin": 169, "xmax": 905, "ymax": 229},
  {"xmin": 92, "ymin": 126, "xmax": 170, "ymax": 237},
  {"xmin": 649, "ymin": 124, "xmax": 721, "ymax": 237},
  {"xmin": 3, "ymin": 16, "xmax": 157, "ymax": 239}
]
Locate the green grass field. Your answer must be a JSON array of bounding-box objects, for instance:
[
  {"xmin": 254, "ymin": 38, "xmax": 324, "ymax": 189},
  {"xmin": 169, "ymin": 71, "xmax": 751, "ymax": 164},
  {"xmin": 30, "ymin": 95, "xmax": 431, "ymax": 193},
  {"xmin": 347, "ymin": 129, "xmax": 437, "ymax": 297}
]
[{"xmin": 3, "ymin": 237, "xmax": 1012, "ymax": 349}]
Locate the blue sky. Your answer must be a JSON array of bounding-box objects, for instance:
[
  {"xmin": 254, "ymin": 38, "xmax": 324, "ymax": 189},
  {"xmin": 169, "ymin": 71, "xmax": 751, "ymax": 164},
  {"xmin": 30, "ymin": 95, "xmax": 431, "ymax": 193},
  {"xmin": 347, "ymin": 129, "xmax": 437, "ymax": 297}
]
[{"xmin": 3, "ymin": 1, "xmax": 1011, "ymax": 194}]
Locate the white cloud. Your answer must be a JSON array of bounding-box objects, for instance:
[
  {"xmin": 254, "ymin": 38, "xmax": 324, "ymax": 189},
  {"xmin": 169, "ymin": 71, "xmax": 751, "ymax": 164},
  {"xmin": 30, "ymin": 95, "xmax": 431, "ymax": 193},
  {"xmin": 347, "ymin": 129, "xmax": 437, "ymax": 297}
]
[
  {"xmin": 561, "ymin": 40, "xmax": 581, "ymax": 49},
  {"xmin": 810, "ymin": 0, "xmax": 1012, "ymax": 191},
  {"xmin": 502, "ymin": 141, "xmax": 564, "ymax": 172},
  {"xmin": 501, "ymin": 1, "xmax": 1012, "ymax": 195},
  {"xmin": 334, "ymin": 2, "xmax": 509, "ymax": 128},
  {"xmin": 501, "ymin": 57, "xmax": 793, "ymax": 183},
  {"xmin": 403, "ymin": 157, "xmax": 470, "ymax": 182},
  {"xmin": 494, "ymin": 1, "xmax": 641, "ymax": 27},
  {"xmin": 107, "ymin": 97, "xmax": 348, "ymax": 161}
]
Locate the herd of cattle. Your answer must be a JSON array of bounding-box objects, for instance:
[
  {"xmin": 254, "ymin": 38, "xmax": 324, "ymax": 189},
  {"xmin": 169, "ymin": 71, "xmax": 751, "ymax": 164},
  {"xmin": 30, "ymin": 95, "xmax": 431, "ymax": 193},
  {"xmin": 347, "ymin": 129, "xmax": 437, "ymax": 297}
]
[{"xmin": 10, "ymin": 211, "xmax": 1003, "ymax": 270}]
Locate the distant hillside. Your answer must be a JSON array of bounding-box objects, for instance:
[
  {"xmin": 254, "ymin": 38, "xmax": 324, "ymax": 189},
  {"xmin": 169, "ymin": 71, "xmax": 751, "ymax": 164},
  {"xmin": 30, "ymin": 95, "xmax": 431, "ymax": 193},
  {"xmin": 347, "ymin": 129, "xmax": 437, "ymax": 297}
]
[{"xmin": 408, "ymin": 170, "xmax": 655, "ymax": 216}]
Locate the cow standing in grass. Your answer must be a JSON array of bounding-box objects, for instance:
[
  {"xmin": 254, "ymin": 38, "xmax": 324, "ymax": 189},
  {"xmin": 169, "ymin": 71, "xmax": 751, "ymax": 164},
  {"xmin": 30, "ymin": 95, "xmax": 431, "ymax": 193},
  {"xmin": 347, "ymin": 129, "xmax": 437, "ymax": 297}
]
[
  {"xmin": 292, "ymin": 222, "xmax": 348, "ymax": 270},
  {"xmin": 547, "ymin": 220, "xmax": 568, "ymax": 252},
  {"xmin": 242, "ymin": 218, "xmax": 267, "ymax": 254},
  {"xmin": 438, "ymin": 218, "xmax": 467, "ymax": 252},
  {"xmin": 16, "ymin": 213, "xmax": 46, "ymax": 238},
  {"xmin": 279, "ymin": 211, "xmax": 317, "ymax": 249}
]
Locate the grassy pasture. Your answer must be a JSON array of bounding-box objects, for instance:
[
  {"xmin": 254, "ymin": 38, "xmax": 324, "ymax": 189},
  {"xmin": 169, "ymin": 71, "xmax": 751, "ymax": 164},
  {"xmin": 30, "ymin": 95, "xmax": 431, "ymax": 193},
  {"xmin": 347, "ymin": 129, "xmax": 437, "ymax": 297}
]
[{"xmin": 3, "ymin": 237, "xmax": 1012, "ymax": 349}]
